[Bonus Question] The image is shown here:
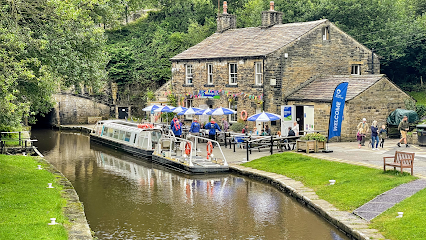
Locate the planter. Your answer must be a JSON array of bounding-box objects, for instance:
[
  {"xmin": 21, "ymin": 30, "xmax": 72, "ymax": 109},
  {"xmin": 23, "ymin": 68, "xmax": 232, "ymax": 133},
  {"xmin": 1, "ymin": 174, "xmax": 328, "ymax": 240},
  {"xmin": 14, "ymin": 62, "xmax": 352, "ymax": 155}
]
[
  {"xmin": 296, "ymin": 140, "xmax": 317, "ymax": 153},
  {"xmin": 316, "ymin": 141, "xmax": 326, "ymax": 150}
]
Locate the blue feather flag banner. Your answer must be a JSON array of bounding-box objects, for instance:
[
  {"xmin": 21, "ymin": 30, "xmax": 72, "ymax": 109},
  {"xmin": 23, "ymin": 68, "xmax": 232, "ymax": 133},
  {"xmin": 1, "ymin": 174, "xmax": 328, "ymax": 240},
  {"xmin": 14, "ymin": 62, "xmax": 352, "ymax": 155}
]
[{"xmin": 328, "ymin": 82, "xmax": 349, "ymax": 140}]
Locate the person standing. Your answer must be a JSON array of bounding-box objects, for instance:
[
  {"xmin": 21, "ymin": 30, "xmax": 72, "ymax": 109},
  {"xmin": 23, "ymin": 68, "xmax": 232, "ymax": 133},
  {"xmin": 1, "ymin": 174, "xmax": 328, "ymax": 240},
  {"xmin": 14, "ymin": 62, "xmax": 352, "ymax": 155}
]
[
  {"xmin": 189, "ymin": 118, "xmax": 201, "ymax": 137},
  {"xmin": 357, "ymin": 118, "xmax": 369, "ymax": 146},
  {"xmin": 379, "ymin": 125, "xmax": 387, "ymax": 148},
  {"xmin": 205, "ymin": 119, "xmax": 221, "ymax": 141},
  {"xmin": 357, "ymin": 128, "xmax": 365, "ymax": 149},
  {"xmin": 371, "ymin": 120, "xmax": 379, "ymax": 150},
  {"xmin": 397, "ymin": 115, "xmax": 410, "ymax": 147},
  {"xmin": 222, "ymin": 117, "xmax": 229, "ymax": 132},
  {"xmin": 172, "ymin": 119, "xmax": 182, "ymax": 138},
  {"xmin": 292, "ymin": 121, "xmax": 299, "ymax": 136}
]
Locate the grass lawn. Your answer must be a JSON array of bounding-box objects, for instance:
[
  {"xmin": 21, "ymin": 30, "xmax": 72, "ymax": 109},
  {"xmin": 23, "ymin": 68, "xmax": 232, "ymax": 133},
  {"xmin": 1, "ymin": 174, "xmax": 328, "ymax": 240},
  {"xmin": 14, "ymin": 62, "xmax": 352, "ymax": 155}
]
[
  {"xmin": 0, "ymin": 155, "xmax": 68, "ymax": 239},
  {"xmin": 408, "ymin": 91, "xmax": 426, "ymax": 105},
  {"xmin": 371, "ymin": 188, "xmax": 426, "ymax": 240},
  {"xmin": 242, "ymin": 152, "xmax": 416, "ymax": 211}
]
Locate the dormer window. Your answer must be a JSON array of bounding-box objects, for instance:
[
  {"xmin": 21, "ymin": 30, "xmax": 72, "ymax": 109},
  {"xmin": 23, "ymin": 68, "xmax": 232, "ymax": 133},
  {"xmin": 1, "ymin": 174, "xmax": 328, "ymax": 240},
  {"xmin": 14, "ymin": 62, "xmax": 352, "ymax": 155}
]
[
  {"xmin": 322, "ymin": 27, "xmax": 330, "ymax": 41},
  {"xmin": 186, "ymin": 64, "xmax": 193, "ymax": 84},
  {"xmin": 351, "ymin": 64, "xmax": 361, "ymax": 75}
]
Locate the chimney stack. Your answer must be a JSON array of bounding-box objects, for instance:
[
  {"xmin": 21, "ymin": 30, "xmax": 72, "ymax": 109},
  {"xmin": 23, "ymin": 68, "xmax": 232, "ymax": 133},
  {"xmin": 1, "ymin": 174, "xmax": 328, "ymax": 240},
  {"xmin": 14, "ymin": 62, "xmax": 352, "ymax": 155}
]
[
  {"xmin": 261, "ymin": 1, "xmax": 283, "ymax": 28},
  {"xmin": 217, "ymin": 1, "xmax": 236, "ymax": 33}
]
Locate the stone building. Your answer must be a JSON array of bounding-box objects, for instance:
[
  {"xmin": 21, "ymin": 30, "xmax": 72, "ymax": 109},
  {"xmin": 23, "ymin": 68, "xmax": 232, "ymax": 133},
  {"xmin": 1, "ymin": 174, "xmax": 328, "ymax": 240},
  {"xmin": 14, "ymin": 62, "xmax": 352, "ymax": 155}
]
[{"xmin": 167, "ymin": 1, "xmax": 412, "ymax": 140}]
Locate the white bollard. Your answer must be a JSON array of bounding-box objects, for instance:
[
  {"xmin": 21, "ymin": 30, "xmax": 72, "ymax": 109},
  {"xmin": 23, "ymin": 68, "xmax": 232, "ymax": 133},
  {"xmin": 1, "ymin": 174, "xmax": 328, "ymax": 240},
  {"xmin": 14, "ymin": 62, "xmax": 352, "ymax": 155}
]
[
  {"xmin": 397, "ymin": 212, "xmax": 403, "ymax": 218},
  {"xmin": 48, "ymin": 218, "xmax": 57, "ymax": 225},
  {"xmin": 242, "ymin": 158, "xmax": 247, "ymax": 162},
  {"xmin": 329, "ymin": 180, "xmax": 336, "ymax": 185},
  {"xmin": 47, "ymin": 183, "xmax": 54, "ymax": 188},
  {"xmin": 37, "ymin": 165, "xmax": 42, "ymax": 170}
]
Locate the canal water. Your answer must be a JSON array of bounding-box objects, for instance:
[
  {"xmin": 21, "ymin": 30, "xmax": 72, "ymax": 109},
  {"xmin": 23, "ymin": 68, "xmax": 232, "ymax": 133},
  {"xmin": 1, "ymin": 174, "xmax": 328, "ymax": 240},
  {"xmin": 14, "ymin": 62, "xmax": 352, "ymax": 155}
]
[{"xmin": 32, "ymin": 129, "xmax": 349, "ymax": 240}]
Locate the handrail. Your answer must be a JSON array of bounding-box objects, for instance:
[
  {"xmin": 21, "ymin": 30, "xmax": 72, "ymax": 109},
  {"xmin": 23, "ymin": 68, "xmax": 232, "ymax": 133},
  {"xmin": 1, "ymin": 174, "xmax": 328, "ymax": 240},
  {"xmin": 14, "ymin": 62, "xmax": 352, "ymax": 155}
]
[{"xmin": 188, "ymin": 134, "xmax": 228, "ymax": 166}]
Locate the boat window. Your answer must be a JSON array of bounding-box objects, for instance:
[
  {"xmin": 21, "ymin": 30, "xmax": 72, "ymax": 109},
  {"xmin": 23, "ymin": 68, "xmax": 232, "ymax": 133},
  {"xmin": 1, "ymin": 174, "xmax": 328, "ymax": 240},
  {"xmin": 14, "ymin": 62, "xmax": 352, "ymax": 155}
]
[
  {"xmin": 108, "ymin": 128, "xmax": 114, "ymax": 137},
  {"xmin": 102, "ymin": 127, "xmax": 108, "ymax": 136},
  {"xmin": 124, "ymin": 132, "xmax": 131, "ymax": 142},
  {"xmin": 113, "ymin": 129, "xmax": 119, "ymax": 139},
  {"xmin": 151, "ymin": 131, "xmax": 161, "ymax": 143},
  {"xmin": 118, "ymin": 130, "xmax": 125, "ymax": 141}
]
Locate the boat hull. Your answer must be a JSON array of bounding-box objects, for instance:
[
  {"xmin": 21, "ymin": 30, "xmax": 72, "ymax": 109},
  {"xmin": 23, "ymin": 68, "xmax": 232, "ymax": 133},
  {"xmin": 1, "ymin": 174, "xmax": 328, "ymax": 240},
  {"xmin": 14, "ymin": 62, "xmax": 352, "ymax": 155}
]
[
  {"xmin": 90, "ymin": 134, "xmax": 154, "ymax": 159},
  {"xmin": 152, "ymin": 154, "xmax": 229, "ymax": 174}
]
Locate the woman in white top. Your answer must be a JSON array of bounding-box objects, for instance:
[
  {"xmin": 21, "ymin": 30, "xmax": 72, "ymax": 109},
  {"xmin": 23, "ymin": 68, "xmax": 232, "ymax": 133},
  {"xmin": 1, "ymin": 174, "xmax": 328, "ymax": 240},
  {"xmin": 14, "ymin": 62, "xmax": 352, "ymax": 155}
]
[{"xmin": 292, "ymin": 121, "xmax": 299, "ymax": 136}]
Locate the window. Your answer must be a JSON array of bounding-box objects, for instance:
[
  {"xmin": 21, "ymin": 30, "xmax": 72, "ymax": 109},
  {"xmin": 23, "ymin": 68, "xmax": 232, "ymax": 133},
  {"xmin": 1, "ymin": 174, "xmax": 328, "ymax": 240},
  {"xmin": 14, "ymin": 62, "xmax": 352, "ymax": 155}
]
[
  {"xmin": 351, "ymin": 65, "xmax": 361, "ymax": 75},
  {"xmin": 229, "ymin": 63, "xmax": 237, "ymax": 85},
  {"xmin": 186, "ymin": 64, "xmax": 193, "ymax": 84},
  {"xmin": 207, "ymin": 64, "xmax": 213, "ymax": 84},
  {"xmin": 255, "ymin": 62, "xmax": 262, "ymax": 85},
  {"xmin": 229, "ymin": 99, "xmax": 238, "ymax": 122},
  {"xmin": 322, "ymin": 27, "xmax": 330, "ymax": 41}
]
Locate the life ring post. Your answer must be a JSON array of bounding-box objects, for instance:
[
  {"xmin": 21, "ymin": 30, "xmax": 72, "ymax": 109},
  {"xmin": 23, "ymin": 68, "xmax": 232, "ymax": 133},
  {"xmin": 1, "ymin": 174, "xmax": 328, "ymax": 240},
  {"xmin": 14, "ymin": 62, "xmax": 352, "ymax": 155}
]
[{"xmin": 240, "ymin": 110, "xmax": 248, "ymax": 121}]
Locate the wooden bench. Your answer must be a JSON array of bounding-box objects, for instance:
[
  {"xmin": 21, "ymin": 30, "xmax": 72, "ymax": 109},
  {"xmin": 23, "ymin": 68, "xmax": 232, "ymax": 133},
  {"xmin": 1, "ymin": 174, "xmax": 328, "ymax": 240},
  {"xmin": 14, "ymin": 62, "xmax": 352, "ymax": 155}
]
[{"xmin": 383, "ymin": 151, "xmax": 415, "ymax": 175}]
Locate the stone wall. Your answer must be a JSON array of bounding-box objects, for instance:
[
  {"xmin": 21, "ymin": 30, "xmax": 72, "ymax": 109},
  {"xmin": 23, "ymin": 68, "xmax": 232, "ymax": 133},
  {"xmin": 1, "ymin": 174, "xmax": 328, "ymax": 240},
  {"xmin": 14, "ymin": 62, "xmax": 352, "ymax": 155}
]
[
  {"xmin": 289, "ymin": 78, "xmax": 413, "ymax": 141},
  {"xmin": 51, "ymin": 93, "xmax": 111, "ymax": 125},
  {"xmin": 343, "ymin": 78, "xmax": 412, "ymax": 141}
]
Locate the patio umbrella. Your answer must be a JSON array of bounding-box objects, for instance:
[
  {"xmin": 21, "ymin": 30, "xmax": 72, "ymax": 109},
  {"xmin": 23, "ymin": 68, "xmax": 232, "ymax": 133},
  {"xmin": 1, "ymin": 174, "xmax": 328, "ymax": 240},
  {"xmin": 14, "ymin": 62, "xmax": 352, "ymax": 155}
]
[
  {"xmin": 247, "ymin": 111, "xmax": 282, "ymax": 122},
  {"xmin": 195, "ymin": 108, "xmax": 212, "ymax": 115},
  {"xmin": 207, "ymin": 107, "xmax": 237, "ymax": 116},
  {"xmin": 177, "ymin": 107, "xmax": 202, "ymax": 115},
  {"xmin": 153, "ymin": 105, "xmax": 176, "ymax": 113},
  {"xmin": 172, "ymin": 106, "xmax": 188, "ymax": 113},
  {"xmin": 142, "ymin": 104, "xmax": 160, "ymax": 111},
  {"xmin": 153, "ymin": 105, "xmax": 176, "ymax": 125}
]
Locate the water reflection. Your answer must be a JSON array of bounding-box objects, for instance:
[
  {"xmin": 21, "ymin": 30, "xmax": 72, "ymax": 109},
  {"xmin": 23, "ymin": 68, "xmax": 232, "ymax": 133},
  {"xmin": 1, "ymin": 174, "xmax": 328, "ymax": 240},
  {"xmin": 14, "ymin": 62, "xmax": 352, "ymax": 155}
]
[{"xmin": 32, "ymin": 129, "xmax": 348, "ymax": 240}]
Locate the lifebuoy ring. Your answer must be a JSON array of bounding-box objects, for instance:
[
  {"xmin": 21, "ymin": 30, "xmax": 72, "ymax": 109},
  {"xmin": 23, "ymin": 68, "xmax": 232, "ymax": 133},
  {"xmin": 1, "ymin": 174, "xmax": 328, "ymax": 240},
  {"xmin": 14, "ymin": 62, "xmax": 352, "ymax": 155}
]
[
  {"xmin": 240, "ymin": 110, "xmax": 248, "ymax": 121},
  {"xmin": 206, "ymin": 141, "xmax": 213, "ymax": 159},
  {"xmin": 185, "ymin": 142, "xmax": 191, "ymax": 155},
  {"xmin": 277, "ymin": 131, "xmax": 281, "ymax": 136}
]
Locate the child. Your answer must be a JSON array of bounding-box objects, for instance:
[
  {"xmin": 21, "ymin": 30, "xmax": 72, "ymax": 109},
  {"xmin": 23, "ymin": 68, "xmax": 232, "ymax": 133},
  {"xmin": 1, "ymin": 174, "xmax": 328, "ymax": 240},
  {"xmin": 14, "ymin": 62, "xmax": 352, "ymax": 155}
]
[
  {"xmin": 379, "ymin": 125, "xmax": 387, "ymax": 148},
  {"xmin": 357, "ymin": 128, "xmax": 365, "ymax": 149}
]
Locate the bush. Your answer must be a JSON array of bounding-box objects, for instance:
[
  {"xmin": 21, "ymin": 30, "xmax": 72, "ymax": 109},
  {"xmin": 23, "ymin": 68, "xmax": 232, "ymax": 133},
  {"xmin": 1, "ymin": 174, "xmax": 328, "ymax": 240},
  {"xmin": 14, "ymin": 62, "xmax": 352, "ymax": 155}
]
[
  {"xmin": 230, "ymin": 122, "xmax": 244, "ymax": 132},
  {"xmin": 300, "ymin": 133, "xmax": 326, "ymax": 142},
  {"xmin": 416, "ymin": 104, "xmax": 426, "ymax": 119}
]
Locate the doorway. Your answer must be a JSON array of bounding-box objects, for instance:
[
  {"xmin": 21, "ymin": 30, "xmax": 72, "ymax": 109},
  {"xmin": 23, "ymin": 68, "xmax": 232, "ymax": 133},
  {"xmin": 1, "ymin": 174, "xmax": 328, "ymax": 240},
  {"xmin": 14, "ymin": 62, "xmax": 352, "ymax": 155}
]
[
  {"xmin": 296, "ymin": 106, "xmax": 304, "ymax": 135},
  {"xmin": 118, "ymin": 107, "xmax": 129, "ymax": 119}
]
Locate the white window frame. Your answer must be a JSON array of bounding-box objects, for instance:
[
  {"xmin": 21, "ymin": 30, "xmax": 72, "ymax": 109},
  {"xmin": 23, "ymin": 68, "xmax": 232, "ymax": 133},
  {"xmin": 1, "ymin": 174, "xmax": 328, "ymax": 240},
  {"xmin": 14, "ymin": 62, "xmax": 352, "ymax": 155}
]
[
  {"xmin": 207, "ymin": 64, "xmax": 213, "ymax": 85},
  {"xmin": 229, "ymin": 63, "xmax": 237, "ymax": 85},
  {"xmin": 255, "ymin": 62, "xmax": 262, "ymax": 85},
  {"xmin": 351, "ymin": 64, "xmax": 361, "ymax": 75},
  {"xmin": 185, "ymin": 99, "xmax": 193, "ymax": 120},
  {"xmin": 323, "ymin": 27, "xmax": 330, "ymax": 41},
  {"xmin": 186, "ymin": 64, "xmax": 193, "ymax": 84},
  {"xmin": 229, "ymin": 100, "xmax": 238, "ymax": 122}
]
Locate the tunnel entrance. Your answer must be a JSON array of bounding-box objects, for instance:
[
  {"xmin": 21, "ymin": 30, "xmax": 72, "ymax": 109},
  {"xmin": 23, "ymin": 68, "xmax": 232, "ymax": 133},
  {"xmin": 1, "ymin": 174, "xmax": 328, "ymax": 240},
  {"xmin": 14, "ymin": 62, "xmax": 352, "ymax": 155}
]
[{"xmin": 31, "ymin": 109, "xmax": 55, "ymax": 129}]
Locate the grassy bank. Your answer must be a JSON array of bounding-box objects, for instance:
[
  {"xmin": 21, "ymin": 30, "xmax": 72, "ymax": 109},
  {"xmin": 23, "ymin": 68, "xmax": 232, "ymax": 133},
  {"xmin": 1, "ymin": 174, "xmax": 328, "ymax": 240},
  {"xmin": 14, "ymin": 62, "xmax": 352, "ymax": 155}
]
[
  {"xmin": 242, "ymin": 152, "xmax": 416, "ymax": 211},
  {"xmin": 408, "ymin": 91, "xmax": 426, "ymax": 105},
  {"xmin": 371, "ymin": 188, "xmax": 426, "ymax": 240},
  {"xmin": 0, "ymin": 155, "xmax": 67, "ymax": 239}
]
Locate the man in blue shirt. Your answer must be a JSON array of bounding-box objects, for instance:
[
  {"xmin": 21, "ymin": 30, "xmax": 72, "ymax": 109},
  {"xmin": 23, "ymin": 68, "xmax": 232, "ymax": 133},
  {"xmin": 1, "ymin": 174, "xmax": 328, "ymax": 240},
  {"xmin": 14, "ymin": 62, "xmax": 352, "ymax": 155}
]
[
  {"xmin": 189, "ymin": 118, "xmax": 201, "ymax": 135},
  {"xmin": 205, "ymin": 119, "xmax": 221, "ymax": 141}
]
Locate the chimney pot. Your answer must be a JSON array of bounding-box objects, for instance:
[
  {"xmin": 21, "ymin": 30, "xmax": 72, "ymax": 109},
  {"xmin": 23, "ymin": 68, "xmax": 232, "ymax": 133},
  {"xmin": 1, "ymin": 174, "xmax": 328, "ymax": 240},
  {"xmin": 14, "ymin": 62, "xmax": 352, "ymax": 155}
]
[
  {"xmin": 270, "ymin": 1, "xmax": 274, "ymax": 11},
  {"xmin": 223, "ymin": 1, "xmax": 227, "ymax": 14}
]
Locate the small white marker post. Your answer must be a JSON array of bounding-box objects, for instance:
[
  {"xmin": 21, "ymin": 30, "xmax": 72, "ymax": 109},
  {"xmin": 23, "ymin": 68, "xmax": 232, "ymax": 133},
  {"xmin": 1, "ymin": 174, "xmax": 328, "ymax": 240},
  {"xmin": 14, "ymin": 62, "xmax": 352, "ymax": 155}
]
[
  {"xmin": 48, "ymin": 218, "xmax": 57, "ymax": 225},
  {"xmin": 242, "ymin": 158, "xmax": 247, "ymax": 162},
  {"xmin": 47, "ymin": 183, "xmax": 54, "ymax": 188},
  {"xmin": 37, "ymin": 165, "xmax": 42, "ymax": 170},
  {"xmin": 397, "ymin": 212, "xmax": 403, "ymax": 218},
  {"xmin": 329, "ymin": 180, "xmax": 336, "ymax": 185}
]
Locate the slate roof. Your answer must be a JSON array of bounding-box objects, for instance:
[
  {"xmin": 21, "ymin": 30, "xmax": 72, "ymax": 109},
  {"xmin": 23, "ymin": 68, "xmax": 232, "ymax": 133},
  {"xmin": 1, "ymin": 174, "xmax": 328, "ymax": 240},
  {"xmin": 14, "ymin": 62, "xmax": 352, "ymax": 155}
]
[
  {"xmin": 287, "ymin": 75, "xmax": 386, "ymax": 102},
  {"xmin": 171, "ymin": 19, "xmax": 327, "ymax": 60}
]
